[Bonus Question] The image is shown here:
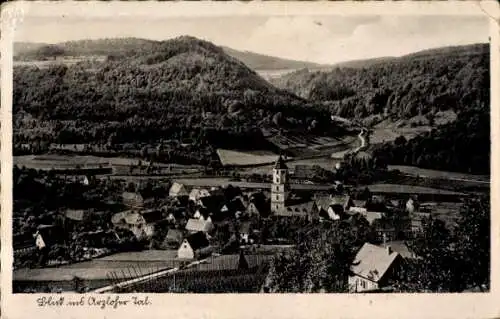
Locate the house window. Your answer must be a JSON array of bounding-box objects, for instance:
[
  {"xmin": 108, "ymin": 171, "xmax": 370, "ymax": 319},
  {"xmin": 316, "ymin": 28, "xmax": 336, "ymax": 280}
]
[
  {"xmin": 276, "ymin": 195, "xmax": 280, "ymax": 201},
  {"xmin": 361, "ymin": 280, "xmax": 366, "ymax": 289}
]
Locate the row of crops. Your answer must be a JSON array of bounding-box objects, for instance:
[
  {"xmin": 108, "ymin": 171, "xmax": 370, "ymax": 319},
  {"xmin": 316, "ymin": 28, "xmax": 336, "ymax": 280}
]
[{"xmin": 115, "ymin": 266, "xmax": 269, "ymax": 293}]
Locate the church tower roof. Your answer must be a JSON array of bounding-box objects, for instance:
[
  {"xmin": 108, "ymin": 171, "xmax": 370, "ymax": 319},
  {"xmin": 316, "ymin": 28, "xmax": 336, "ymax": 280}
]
[{"xmin": 274, "ymin": 155, "xmax": 288, "ymax": 170}]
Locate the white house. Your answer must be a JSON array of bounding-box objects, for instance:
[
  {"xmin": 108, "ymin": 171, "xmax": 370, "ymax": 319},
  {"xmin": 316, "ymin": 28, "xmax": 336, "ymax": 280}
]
[
  {"xmin": 185, "ymin": 218, "xmax": 214, "ymax": 234},
  {"xmin": 349, "ymin": 243, "xmax": 403, "ymax": 292},
  {"xmin": 177, "ymin": 232, "xmax": 210, "ymax": 260},
  {"xmin": 327, "ymin": 205, "xmax": 343, "ymax": 220},
  {"xmin": 348, "ymin": 206, "xmax": 368, "ymax": 215},
  {"xmin": 188, "ymin": 188, "xmax": 211, "ymax": 204},
  {"xmin": 169, "ymin": 182, "xmax": 188, "ymax": 197}
]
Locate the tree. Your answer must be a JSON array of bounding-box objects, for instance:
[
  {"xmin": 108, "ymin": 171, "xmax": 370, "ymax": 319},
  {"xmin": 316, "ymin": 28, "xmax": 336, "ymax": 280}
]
[
  {"xmin": 453, "ymin": 197, "xmax": 490, "ymax": 291},
  {"xmin": 401, "ymin": 218, "xmax": 457, "ymax": 292},
  {"xmin": 264, "ymin": 222, "xmax": 360, "ymax": 293}
]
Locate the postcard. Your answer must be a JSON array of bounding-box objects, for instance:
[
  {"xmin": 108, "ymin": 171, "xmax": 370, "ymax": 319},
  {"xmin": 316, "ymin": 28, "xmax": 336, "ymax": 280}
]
[{"xmin": 1, "ymin": 1, "xmax": 499, "ymax": 319}]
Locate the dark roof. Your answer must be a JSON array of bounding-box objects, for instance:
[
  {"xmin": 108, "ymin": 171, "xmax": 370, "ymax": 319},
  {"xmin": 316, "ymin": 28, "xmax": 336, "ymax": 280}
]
[
  {"xmin": 165, "ymin": 229, "xmax": 184, "ymax": 243},
  {"xmin": 186, "ymin": 231, "xmax": 210, "ymax": 250},
  {"xmin": 141, "ymin": 210, "xmax": 163, "ymax": 224},
  {"xmin": 274, "ymin": 155, "xmax": 288, "ymax": 170},
  {"xmin": 65, "ymin": 209, "xmax": 86, "ymax": 221},
  {"xmin": 239, "ymin": 222, "xmax": 252, "ymax": 234},
  {"xmin": 229, "ymin": 197, "xmax": 247, "ymax": 212},
  {"xmin": 200, "ymin": 195, "xmax": 225, "ymax": 211}
]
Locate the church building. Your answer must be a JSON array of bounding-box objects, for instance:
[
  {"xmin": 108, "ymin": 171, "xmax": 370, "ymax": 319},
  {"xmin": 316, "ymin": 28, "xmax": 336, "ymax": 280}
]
[
  {"xmin": 271, "ymin": 155, "xmax": 290, "ymax": 215},
  {"xmin": 270, "ymin": 155, "xmax": 318, "ymax": 219}
]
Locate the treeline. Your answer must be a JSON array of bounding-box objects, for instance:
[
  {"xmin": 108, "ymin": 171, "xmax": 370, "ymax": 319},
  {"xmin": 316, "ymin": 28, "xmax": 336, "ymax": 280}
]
[
  {"xmin": 372, "ymin": 109, "xmax": 490, "ymax": 174},
  {"xmin": 265, "ymin": 196, "xmax": 489, "ymax": 293},
  {"xmin": 14, "ymin": 36, "xmax": 334, "ymax": 152},
  {"xmin": 272, "ymin": 43, "xmax": 489, "ymax": 120}
]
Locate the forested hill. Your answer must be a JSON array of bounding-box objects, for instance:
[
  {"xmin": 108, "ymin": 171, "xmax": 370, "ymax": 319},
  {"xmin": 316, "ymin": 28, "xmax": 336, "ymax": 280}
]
[
  {"xmin": 13, "ymin": 36, "xmax": 334, "ymax": 151},
  {"xmin": 271, "ymin": 43, "xmax": 489, "ymax": 120},
  {"xmin": 14, "ymin": 38, "xmax": 329, "ymax": 71},
  {"xmin": 222, "ymin": 47, "xmax": 327, "ymax": 70}
]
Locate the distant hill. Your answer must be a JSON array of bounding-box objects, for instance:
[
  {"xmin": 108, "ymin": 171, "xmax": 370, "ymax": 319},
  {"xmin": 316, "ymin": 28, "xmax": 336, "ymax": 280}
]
[
  {"xmin": 222, "ymin": 47, "xmax": 328, "ymax": 71},
  {"xmin": 14, "ymin": 38, "xmax": 330, "ymax": 71},
  {"xmin": 13, "ymin": 36, "xmax": 338, "ymax": 158},
  {"xmin": 332, "ymin": 56, "xmax": 395, "ymax": 69},
  {"xmin": 271, "ymin": 43, "xmax": 489, "ymax": 120}
]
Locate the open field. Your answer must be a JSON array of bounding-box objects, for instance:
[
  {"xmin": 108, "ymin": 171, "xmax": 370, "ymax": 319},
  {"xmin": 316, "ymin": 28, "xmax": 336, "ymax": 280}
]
[
  {"xmin": 388, "ymin": 165, "xmax": 489, "ymax": 183},
  {"xmin": 365, "ymin": 183, "xmax": 465, "ymax": 196},
  {"xmin": 264, "ymin": 129, "xmax": 358, "ymax": 157},
  {"xmin": 217, "ymin": 149, "xmax": 280, "ymax": 166},
  {"xmin": 241, "ymin": 157, "xmax": 340, "ymax": 175},
  {"xmin": 370, "ymin": 126, "xmax": 432, "ymax": 145},
  {"xmin": 15, "ymin": 155, "xmax": 111, "ymax": 170},
  {"xmin": 174, "ymin": 177, "xmax": 332, "ymax": 191},
  {"xmin": 15, "ymin": 154, "xmax": 204, "ymax": 175}
]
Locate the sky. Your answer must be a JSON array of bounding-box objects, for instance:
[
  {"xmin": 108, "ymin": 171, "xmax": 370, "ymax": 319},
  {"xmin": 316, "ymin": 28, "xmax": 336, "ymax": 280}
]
[{"xmin": 14, "ymin": 15, "xmax": 489, "ymax": 64}]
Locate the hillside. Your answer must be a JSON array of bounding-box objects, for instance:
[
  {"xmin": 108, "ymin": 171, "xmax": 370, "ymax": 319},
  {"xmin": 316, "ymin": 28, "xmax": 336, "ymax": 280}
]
[
  {"xmin": 222, "ymin": 47, "xmax": 327, "ymax": 70},
  {"xmin": 271, "ymin": 43, "xmax": 489, "ymax": 120},
  {"xmin": 13, "ymin": 36, "xmax": 339, "ymax": 164},
  {"xmin": 14, "ymin": 38, "xmax": 330, "ymax": 71}
]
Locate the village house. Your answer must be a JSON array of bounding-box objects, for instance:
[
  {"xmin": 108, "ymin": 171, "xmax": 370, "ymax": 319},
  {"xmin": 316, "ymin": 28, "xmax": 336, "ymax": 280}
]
[
  {"xmin": 66, "ymin": 175, "xmax": 90, "ymax": 186},
  {"xmin": 270, "ymin": 156, "xmax": 320, "ymax": 220},
  {"xmin": 169, "ymin": 182, "xmax": 189, "ymax": 198},
  {"xmin": 246, "ymin": 192, "xmax": 270, "ymax": 218},
  {"xmin": 177, "ymin": 231, "xmax": 211, "ymax": 260},
  {"xmin": 64, "ymin": 209, "xmax": 87, "ymax": 222},
  {"xmin": 140, "ymin": 209, "xmax": 164, "ymax": 237},
  {"xmin": 238, "ymin": 222, "xmax": 252, "ymax": 244},
  {"xmin": 220, "ymin": 197, "xmax": 247, "ymax": 219},
  {"xmin": 352, "ymin": 198, "xmax": 367, "ymax": 208},
  {"xmin": 162, "ymin": 229, "xmax": 184, "ymax": 249},
  {"xmin": 349, "ymin": 243, "xmax": 403, "ymax": 292},
  {"xmin": 348, "ymin": 206, "xmax": 368, "ymax": 215},
  {"xmin": 406, "ymin": 197, "xmax": 420, "ymax": 214},
  {"xmin": 361, "ymin": 211, "xmax": 386, "ymax": 225},
  {"xmin": 410, "ymin": 211, "xmax": 431, "ymax": 235},
  {"xmin": 188, "ymin": 188, "xmax": 211, "ymax": 205},
  {"xmin": 327, "ymin": 204, "xmax": 346, "ymax": 220},
  {"xmin": 185, "ymin": 218, "xmax": 214, "ymax": 234},
  {"xmin": 122, "ymin": 192, "xmax": 144, "ymax": 209},
  {"xmin": 111, "ymin": 210, "xmax": 154, "ymax": 240}
]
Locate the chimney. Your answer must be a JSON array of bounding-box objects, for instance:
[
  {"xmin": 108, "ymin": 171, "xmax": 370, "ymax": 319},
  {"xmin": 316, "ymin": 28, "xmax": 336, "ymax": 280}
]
[{"xmin": 386, "ymin": 245, "xmax": 392, "ymax": 255}]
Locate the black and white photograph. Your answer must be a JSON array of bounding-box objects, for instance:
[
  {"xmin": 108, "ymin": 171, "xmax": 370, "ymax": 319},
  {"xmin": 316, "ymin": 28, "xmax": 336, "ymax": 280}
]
[{"xmin": 6, "ymin": 4, "xmax": 494, "ymax": 297}]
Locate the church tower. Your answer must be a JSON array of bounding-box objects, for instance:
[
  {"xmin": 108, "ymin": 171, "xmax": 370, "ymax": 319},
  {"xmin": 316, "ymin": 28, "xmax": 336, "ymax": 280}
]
[{"xmin": 271, "ymin": 155, "xmax": 289, "ymax": 215}]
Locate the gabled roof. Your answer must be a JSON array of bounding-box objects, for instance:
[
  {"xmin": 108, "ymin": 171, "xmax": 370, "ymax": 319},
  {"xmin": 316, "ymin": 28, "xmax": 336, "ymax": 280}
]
[
  {"xmin": 351, "ymin": 243, "xmax": 401, "ymax": 283},
  {"xmin": 189, "ymin": 188, "xmax": 211, "ymax": 200},
  {"xmin": 200, "ymin": 195, "xmax": 225, "ymax": 211},
  {"xmin": 185, "ymin": 231, "xmax": 210, "ymax": 250},
  {"xmin": 362, "ymin": 211, "xmax": 385, "ymax": 225},
  {"xmin": 330, "ymin": 195, "xmax": 351, "ymax": 207},
  {"xmin": 111, "ymin": 211, "xmax": 144, "ymax": 225},
  {"xmin": 285, "ymin": 201, "xmax": 316, "ymax": 216},
  {"xmin": 185, "ymin": 218, "xmax": 213, "ymax": 232},
  {"xmin": 239, "ymin": 222, "xmax": 252, "ymax": 234},
  {"xmin": 353, "ymin": 200, "xmax": 367, "ymax": 208},
  {"xmin": 229, "ymin": 197, "xmax": 247, "ymax": 212},
  {"xmin": 315, "ymin": 196, "xmax": 333, "ymax": 211},
  {"xmin": 122, "ymin": 192, "xmax": 144, "ymax": 207},
  {"xmin": 141, "ymin": 209, "xmax": 163, "ymax": 224},
  {"xmin": 349, "ymin": 206, "xmax": 368, "ymax": 214},
  {"xmin": 169, "ymin": 182, "xmax": 188, "ymax": 196},
  {"xmin": 274, "ymin": 155, "xmax": 288, "ymax": 170},
  {"xmin": 65, "ymin": 209, "xmax": 86, "ymax": 221},
  {"xmin": 165, "ymin": 229, "xmax": 184, "ymax": 244}
]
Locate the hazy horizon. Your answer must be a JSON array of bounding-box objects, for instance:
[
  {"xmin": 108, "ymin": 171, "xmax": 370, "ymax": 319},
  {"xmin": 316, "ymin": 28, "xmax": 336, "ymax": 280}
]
[{"xmin": 14, "ymin": 15, "xmax": 489, "ymax": 64}]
